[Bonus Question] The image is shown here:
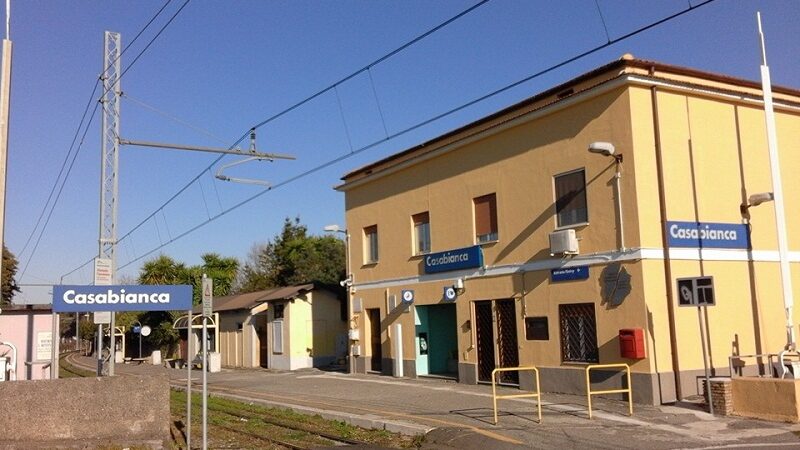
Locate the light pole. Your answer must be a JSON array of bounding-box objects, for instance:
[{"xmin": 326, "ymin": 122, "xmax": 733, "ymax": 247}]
[
  {"xmin": 324, "ymin": 224, "xmax": 354, "ymax": 374},
  {"xmin": 588, "ymin": 142, "xmax": 625, "ymax": 251}
]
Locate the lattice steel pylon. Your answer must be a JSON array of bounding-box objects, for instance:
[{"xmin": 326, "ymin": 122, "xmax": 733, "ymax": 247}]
[{"xmin": 99, "ymin": 31, "xmax": 120, "ymax": 376}]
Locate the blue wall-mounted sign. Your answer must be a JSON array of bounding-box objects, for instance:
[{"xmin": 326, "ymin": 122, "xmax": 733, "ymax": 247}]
[
  {"xmin": 52, "ymin": 285, "xmax": 193, "ymax": 313},
  {"xmin": 424, "ymin": 245, "xmax": 483, "ymax": 274},
  {"xmin": 551, "ymin": 266, "xmax": 590, "ymax": 282},
  {"xmin": 401, "ymin": 289, "xmax": 415, "ymax": 304},
  {"xmin": 666, "ymin": 221, "xmax": 749, "ymax": 249}
]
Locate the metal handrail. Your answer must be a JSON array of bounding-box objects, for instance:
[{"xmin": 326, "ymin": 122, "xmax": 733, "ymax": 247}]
[
  {"xmin": 585, "ymin": 363, "xmax": 632, "ymax": 419},
  {"xmin": 491, "ymin": 366, "xmax": 542, "ymax": 424}
]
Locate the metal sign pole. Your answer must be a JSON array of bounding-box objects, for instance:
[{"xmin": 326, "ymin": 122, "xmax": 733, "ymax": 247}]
[
  {"xmin": 186, "ymin": 308, "xmax": 192, "ymax": 450},
  {"xmin": 202, "ymin": 315, "xmax": 208, "ymax": 450},
  {"xmin": 201, "ymin": 273, "xmax": 212, "ymax": 450},
  {"xmin": 96, "ymin": 323, "xmax": 103, "ymax": 376},
  {"xmin": 697, "ymin": 306, "xmax": 713, "ymax": 415}
]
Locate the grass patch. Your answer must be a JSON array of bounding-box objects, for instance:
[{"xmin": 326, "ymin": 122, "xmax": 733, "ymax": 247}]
[{"xmin": 60, "ymin": 356, "xmax": 423, "ymax": 448}]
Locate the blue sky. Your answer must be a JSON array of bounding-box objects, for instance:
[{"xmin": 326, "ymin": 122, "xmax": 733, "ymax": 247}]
[{"xmin": 6, "ymin": 0, "xmax": 799, "ymax": 303}]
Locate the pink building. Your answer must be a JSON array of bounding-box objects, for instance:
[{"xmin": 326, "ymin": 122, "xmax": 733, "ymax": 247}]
[{"xmin": 0, "ymin": 305, "xmax": 54, "ymax": 381}]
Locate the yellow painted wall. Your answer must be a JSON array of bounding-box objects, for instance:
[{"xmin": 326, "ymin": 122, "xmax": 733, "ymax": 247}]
[
  {"xmin": 346, "ymin": 87, "xmax": 638, "ymax": 281},
  {"xmin": 628, "ymin": 83, "xmax": 800, "ymax": 373},
  {"xmin": 345, "ymin": 67, "xmax": 800, "ymax": 392}
]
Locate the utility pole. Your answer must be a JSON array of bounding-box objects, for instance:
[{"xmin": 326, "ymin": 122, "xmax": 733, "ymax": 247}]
[
  {"xmin": 99, "ymin": 31, "xmax": 120, "ymax": 376},
  {"xmin": 93, "ymin": 31, "xmax": 293, "ymax": 381},
  {"xmin": 0, "ymin": 0, "xmax": 13, "ymax": 306}
]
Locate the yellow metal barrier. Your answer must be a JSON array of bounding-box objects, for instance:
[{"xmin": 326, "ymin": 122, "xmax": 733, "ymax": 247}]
[
  {"xmin": 585, "ymin": 363, "xmax": 633, "ymax": 419},
  {"xmin": 491, "ymin": 366, "xmax": 542, "ymax": 424}
]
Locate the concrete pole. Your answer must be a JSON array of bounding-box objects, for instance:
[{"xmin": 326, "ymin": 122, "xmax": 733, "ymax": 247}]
[
  {"xmin": 0, "ymin": 35, "xmax": 13, "ymax": 307},
  {"xmin": 757, "ymin": 13, "xmax": 795, "ymax": 350},
  {"xmin": 392, "ymin": 323, "xmax": 403, "ymax": 378}
]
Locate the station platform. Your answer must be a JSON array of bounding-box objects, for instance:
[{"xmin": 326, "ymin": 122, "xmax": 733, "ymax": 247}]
[{"xmin": 65, "ymin": 354, "xmax": 800, "ymax": 449}]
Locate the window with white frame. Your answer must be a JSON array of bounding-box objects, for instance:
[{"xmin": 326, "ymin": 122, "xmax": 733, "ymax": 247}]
[
  {"xmin": 412, "ymin": 212, "xmax": 431, "ymax": 255},
  {"xmin": 555, "ymin": 169, "xmax": 588, "ymax": 227},
  {"xmin": 474, "ymin": 193, "xmax": 498, "ymax": 243},
  {"xmin": 364, "ymin": 225, "xmax": 379, "ymax": 264}
]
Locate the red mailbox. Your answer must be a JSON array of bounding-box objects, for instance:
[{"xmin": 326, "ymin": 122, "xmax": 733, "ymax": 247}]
[{"xmin": 619, "ymin": 328, "xmax": 645, "ymax": 359}]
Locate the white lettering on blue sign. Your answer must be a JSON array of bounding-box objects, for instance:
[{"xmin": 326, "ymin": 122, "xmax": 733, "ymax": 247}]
[
  {"xmin": 424, "ymin": 245, "xmax": 484, "ymax": 274},
  {"xmin": 669, "ymin": 224, "xmax": 737, "ymax": 242},
  {"xmin": 426, "ymin": 252, "xmax": 470, "ymax": 267},
  {"xmin": 62, "ymin": 289, "xmax": 170, "ymax": 305},
  {"xmin": 666, "ymin": 221, "xmax": 749, "ymax": 249},
  {"xmin": 52, "ymin": 285, "xmax": 192, "ymax": 312}
]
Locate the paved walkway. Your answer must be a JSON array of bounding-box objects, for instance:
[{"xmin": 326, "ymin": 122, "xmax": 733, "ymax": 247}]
[{"xmin": 67, "ymin": 354, "xmax": 800, "ymax": 449}]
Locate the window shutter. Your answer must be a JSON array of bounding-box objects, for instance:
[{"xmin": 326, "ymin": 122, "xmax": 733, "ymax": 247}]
[{"xmin": 474, "ymin": 194, "xmax": 497, "ymax": 236}]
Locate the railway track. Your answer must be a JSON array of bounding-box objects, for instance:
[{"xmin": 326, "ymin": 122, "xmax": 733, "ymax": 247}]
[{"xmin": 60, "ymin": 353, "xmax": 380, "ymax": 449}]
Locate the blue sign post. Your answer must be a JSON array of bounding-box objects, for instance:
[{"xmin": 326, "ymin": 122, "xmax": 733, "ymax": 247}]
[
  {"xmin": 52, "ymin": 285, "xmax": 193, "ymax": 312},
  {"xmin": 424, "ymin": 245, "xmax": 483, "ymax": 274}
]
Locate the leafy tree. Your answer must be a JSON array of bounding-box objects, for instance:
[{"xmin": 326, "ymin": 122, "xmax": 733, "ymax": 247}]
[
  {"xmin": 136, "ymin": 253, "xmax": 238, "ymax": 356},
  {"xmin": 186, "ymin": 253, "xmax": 239, "ymax": 305},
  {"xmin": 237, "ymin": 217, "xmax": 345, "ymax": 292},
  {"xmin": 1, "ymin": 245, "xmax": 19, "ymax": 304}
]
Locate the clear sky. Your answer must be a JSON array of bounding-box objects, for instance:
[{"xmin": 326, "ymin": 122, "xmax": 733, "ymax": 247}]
[{"xmin": 5, "ymin": 0, "xmax": 799, "ymax": 303}]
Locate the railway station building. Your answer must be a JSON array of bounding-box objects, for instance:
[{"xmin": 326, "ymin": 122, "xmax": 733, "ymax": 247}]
[{"xmin": 335, "ymin": 55, "xmax": 800, "ymax": 405}]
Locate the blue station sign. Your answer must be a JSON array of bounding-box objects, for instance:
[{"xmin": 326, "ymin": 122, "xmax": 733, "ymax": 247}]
[
  {"xmin": 666, "ymin": 221, "xmax": 749, "ymax": 249},
  {"xmin": 52, "ymin": 285, "xmax": 193, "ymax": 313},
  {"xmin": 424, "ymin": 245, "xmax": 483, "ymax": 274},
  {"xmin": 551, "ymin": 266, "xmax": 589, "ymax": 282}
]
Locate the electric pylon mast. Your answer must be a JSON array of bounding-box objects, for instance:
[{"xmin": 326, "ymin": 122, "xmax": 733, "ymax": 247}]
[{"xmin": 99, "ymin": 30, "xmax": 120, "ymax": 376}]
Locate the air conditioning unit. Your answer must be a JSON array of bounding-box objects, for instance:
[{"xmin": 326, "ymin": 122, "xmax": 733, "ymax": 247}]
[{"xmin": 549, "ymin": 229, "xmax": 579, "ymax": 256}]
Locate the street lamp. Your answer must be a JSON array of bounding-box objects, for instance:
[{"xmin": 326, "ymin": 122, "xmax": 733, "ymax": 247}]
[
  {"xmin": 324, "ymin": 224, "xmax": 354, "ymax": 374},
  {"xmin": 588, "ymin": 142, "xmax": 625, "ymax": 251}
]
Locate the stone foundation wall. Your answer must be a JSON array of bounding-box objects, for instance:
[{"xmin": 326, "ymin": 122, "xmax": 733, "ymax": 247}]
[{"xmin": 0, "ymin": 374, "xmax": 170, "ymax": 447}]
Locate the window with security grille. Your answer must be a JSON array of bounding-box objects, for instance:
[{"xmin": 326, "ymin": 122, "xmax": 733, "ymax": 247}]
[
  {"xmin": 474, "ymin": 193, "xmax": 498, "ymax": 243},
  {"xmin": 559, "ymin": 303, "xmax": 598, "ymax": 363},
  {"xmin": 555, "ymin": 169, "xmax": 587, "ymax": 227},
  {"xmin": 412, "ymin": 212, "xmax": 431, "ymax": 255}
]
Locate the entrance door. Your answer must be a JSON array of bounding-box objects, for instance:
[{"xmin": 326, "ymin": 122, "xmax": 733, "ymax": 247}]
[
  {"xmin": 258, "ymin": 314, "xmax": 269, "ymax": 368},
  {"xmin": 367, "ymin": 308, "xmax": 382, "ymax": 372},
  {"xmin": 474, "ymin": 299, "xmax": 519, "ymax": 384}
]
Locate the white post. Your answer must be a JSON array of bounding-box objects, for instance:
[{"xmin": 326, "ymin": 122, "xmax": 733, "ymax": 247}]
[
  {"xmin": 202, "ymin": 315, "xmax": 208, "ymax": 450},
  {"xmin": 757, "ymin": 12, "xmax": 795, "ymax": 349},
  {"xmin": 186, "ymin": 309, "xmax": 192, "ymax": 450},
  {"xmin": 392, "ymin": 323, "xmax": 403, "ymax": 378},
  {"xmin": 96, "ymin": 323, "xmax": 103, "ymax": 376}
]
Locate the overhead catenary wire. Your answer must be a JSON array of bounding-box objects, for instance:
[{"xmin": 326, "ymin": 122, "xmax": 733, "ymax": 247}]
[
  {"xmin": 61, "ymin": 0, "xmax": 494, "ymax": 279},
  {"xmin": 110, "ymin": 0, "xmax": 717, "ymax": 273},
  {"xmin": 19, "ymin": 0, "xmax": 190, "ymax": 282}
]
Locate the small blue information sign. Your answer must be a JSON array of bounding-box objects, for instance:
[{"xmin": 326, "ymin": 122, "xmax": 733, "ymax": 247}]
[
  {"xmin": 52, "ymin": 285, "xmax": 193, "ymax": 313},
  {"xmin": 550, "ymin": 266, "xmax": 590, "ymax": 282},
  {"xmin": 424, "ymin": 245, "xmax": 483, "ymax": 274}
]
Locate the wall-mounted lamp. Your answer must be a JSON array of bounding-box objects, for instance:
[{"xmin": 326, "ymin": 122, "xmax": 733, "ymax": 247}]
[
  {"xmin": 741, "ymin": 192, "xmax": 774, "ymax": 214},
  {"xmin": 454, "ymin": 277, "xmax": 465, "ymax": 295},
  {"xmin": 588, "ymin": 141, "xmax": 625, "ymax": 251},
  {"xmin": 588, "ymin": 141, "xmax": 622, "ymax": 162}
]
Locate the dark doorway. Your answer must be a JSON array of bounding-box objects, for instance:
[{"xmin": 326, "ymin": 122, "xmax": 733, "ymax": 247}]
[
  {"xmin": 496, "ymin": 299, "xmax": 519, "ymax": 384},
  {"xmin": 367, "ymin": 308, "xmax": 382, "ymax": 372},
  {"xmin": 258, "ymin": 314, "xmax": 269, "ymax": 368},
  {"xmin": 475, "ymin": 301, "xmax": 495, "ymax": 382},
  {"xmin": 474, "ymin": 299, "xmax": 519, "ymax": 384}
]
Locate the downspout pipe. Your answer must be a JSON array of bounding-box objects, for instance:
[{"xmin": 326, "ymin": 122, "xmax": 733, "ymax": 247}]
[
  {"xmin": 650, "ymin": 83, "xmax": 683, "ymax": 401},
  {"xmin": 614, "ymin": 157, "xmax": 626, "ymax": 252}
]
